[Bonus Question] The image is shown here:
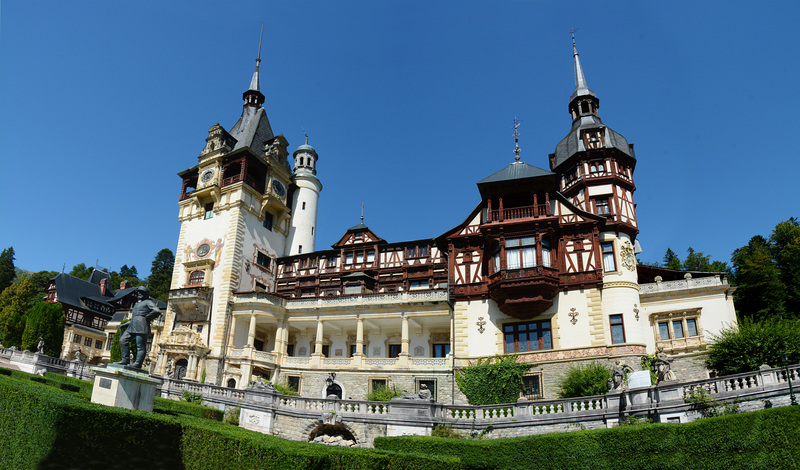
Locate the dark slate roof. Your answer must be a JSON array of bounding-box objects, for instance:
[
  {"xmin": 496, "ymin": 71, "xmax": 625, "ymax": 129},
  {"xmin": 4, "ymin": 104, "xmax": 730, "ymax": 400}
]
[
  {"xmin": 478, "ymin": 162, "xmax": 554, "ymax": 184},
  {"xmin": 107, "ymin": 287, "xmax": 138, "ymax": 303},
  {"xmin": 87, "ymin": 269, "xmax": 111, "ymax": 286},
  {"xmin": 230, "ymin": 106, "xmax": 274, "ymax": 154},
  {"xmin": 51, "ymin": 273, "xmax": 114, "ymax": 313},
  {"xmin": 552, "ymin": 115, "xmax": 633, "ymax": 169},
  {"xmin": 348, "ymin": 223, "xmax": 368, "ymax": 231}
]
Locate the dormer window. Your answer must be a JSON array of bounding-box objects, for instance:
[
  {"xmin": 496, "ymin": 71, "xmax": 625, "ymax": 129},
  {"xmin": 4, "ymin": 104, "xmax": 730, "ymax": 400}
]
[
  {"xmin": 589, "ymin": 161, "xmax": 605, "ymax": 173},
  {"xmin": 354, "ymin": 232, "xmax": 363, "ymax": 240},
  {"xmin": 582, "ymin": 129, "xmax": 604, "ymax": 150}
]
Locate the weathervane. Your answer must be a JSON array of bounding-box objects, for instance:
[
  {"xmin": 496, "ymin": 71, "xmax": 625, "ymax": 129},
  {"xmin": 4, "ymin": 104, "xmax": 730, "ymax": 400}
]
[
  {"xmin": 257, "ymin": 23, "xmax": 263, "ymax": 67},
  {"xmin": 512, "ymin": 117, "xmax": 522, "ymax": 162},
  {"xmin": 360, "ymin": 203, "xmax": 364, "ymax": 224},
  {"xmin": 302, "ymin": 127, "xmax": 309, "ymax": 145}
]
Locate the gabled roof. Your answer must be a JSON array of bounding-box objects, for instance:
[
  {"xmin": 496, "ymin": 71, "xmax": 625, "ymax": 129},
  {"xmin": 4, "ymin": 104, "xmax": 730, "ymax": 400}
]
[
  {"xmin": 478, "ymin": 162, "xmax": 555, "ymax": 184},
  {"xmin": 50, "ymin": 273, "xmax": 114, "ymax": 316},
  {"xmin": 332, "ymin": 223, "xmax": 387, "ymax": 248}
]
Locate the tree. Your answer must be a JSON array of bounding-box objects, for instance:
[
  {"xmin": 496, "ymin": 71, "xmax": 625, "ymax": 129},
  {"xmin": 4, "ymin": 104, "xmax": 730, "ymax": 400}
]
[
  {"xmin": 20, "ymin": 302, "xmax": 64, "ymax": 356},
  {"xmin": 0, "ymin": 247, "xmax": 16, "ymax": 294},
  {"xmin": 119, "ymin": 265, "xmax": 139, "ymax": 279},
  {"xmin": 0, "ymin": 275, "xmax": 36, "ymax": 347},
  {"xmin": 705, "ymin": 318, "xmax": 800, "ymax": 375},
  {"xmin": 148, "ymin": 248, "xmax": 175, "ymax": 302},
  {"xmin": 770, "ymin": 218, "xmax": 800, "ymax": 315},
  {"xmin": 69, "ymin": 263, "xmax": 94, "ymax": 280},
  {"xmin": 731, "ymin": 235, "xmax": 786, "ymax": 320},
  {"xmin": 27, "ymin": 271, "xmax": 59, "ymax": 308},
  {"xmin": 683, "ymin": 247, "xmax": 729, "ymax": 273},
  {"xmin": 663, "ymin": 248, "xmax": 682, "ymax": 270},
  {"xmin": 109, "ymin": 319, "xmax": 135, "ymax": 363}
]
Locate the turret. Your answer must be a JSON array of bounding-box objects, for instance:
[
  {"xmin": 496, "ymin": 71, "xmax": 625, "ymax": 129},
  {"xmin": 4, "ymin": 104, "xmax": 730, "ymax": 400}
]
[{"xmin": 286, "ymin": 136, "xmax": 323, "ymax": 255}]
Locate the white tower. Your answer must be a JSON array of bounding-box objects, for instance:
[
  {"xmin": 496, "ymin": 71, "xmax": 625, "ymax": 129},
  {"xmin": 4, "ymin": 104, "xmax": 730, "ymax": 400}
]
[{"xmin": 287, "ymin": 138, "xmax": 322, "ymax": 255}]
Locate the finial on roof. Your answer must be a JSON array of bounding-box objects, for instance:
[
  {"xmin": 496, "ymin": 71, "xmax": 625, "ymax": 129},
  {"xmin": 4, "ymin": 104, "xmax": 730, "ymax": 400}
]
[
  {"xmin": 360, "ymin": 203, "xmax": 364, "ymax": 224},
  {"xmin": 570, "ymin": 29, "xmax": 596, "ymax": 100},
  {"xmin": 303, "ymin": 127, "xmax": 309, "ymax": 145},
  {"xmin": 249, "ymin": 23, "xmax": 264, "ymax": 92},
  {"xmin": 512, "ymin": 117, "xmax": 522, "ymax": 162}
]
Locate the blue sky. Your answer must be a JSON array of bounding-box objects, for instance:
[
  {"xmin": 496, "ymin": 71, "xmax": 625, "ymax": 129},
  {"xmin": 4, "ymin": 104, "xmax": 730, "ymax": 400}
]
[{"xmin": 1, "ymin": 1, "xmax": 798, "ymax": 277}]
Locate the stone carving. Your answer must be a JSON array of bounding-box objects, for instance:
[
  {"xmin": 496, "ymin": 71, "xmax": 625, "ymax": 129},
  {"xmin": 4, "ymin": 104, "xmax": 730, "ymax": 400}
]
[
  {"xmin": 621, "ymin": 241, "xmax": 636, "ymax": 271},
  {"xmin": 414, "ymin": 346, "xmax": 424, "ymax": 356},
  {"xmin": 654, "ymin": 347, "xmax": 676, "ymax": 383},
  {"xmin": 36, "ymin": 337, "xmax": 45, "ymax": 354},
  {"xmin": 633, "ymin": 304, "xmax": 640, "ymax": 321},
  {"xmin": 112, "ymin": 287, "xmax": 162, "ymax": 371},
  {"xmin": 392, "ymin": 383, "xmax": 434, "ymax": 402},
  {"xmin": 248, "ymin": 376, "xmax": 276, "ymax": 391},
  {"xmin": 608, "ymin": 360, "xmax": 634, "ymax": 391}
]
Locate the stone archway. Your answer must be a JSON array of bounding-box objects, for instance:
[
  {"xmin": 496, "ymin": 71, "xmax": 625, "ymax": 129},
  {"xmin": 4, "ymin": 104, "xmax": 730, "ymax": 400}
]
[
  {"xmin": 308, "ymin": 423, "xmax": 357, "ymax": 447},
  {"xmin": 325, "ymin": 382, "xmax": 342, "ymax": 399},
  {"xmin": 175, "ymin": 358, "xmax": 188, "ymax": 380}
]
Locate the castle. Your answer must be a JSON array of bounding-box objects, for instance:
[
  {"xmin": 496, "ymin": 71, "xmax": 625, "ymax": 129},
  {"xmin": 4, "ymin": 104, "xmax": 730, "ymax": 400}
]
[{"xmin": 150, "ymin": 39, "xmax": 736, "ymax": 404}]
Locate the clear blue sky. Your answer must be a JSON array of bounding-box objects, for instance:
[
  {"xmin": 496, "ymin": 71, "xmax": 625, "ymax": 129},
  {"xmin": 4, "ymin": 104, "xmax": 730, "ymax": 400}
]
[{"xmin": 1, "ymin": 1, "xmax": 798, "ymax": 277}]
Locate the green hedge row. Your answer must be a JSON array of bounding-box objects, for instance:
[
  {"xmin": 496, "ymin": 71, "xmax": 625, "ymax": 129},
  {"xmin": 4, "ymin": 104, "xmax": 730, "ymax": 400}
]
[
  {"xmin": 374, "ymin": 406, "xmax": 800, "ymax": 469},
  {"xmin": 153, "ymin": 396, "xmax": 224, "ymax": 421},
  {"xmin": 0, "ymin": 374, "xmax": 459, "ymax": 470}
]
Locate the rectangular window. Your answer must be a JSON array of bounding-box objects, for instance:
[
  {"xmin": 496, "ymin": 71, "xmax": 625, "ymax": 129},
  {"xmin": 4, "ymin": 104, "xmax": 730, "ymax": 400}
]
[
  {"xmin": 602, "ymin": 242, "xmax": 616, "ymax": 272},
  {"xmin": 73, "ymin": 334, "xmax": 82, "ymax": 344},
  {"xmin": 503, "ymin": 321, "xmax": 552, "ymax": 353},
  {"xmin": 94, "ymin": 340, "xmax": 103, "ymax": 349},
  {"xmin": 686, "ymin": 318, "xmax": 698, "ymax": 337},
  {"xmin": 610, "ymin": 314, "xmax": 625, "ymax": 344},
  {"xmin": 658, "ymin": 322, "xmax": 670, "ymax": 341},
  {"xmin": 321, "ymin": 344, "xmax": 330, "ymax": 357},
  {"xmin": 106, "ymin": 333, "xmax": 114, "ymax": 350},
  {"xmin": 345, "ymin": 253, "xmax": 354, "ymax": 265},
  {"xmin": 432, "ymin": 343, "xmax": 450, "ymax": 357},
  {"xmin": 409, "ymin": 280, "xmax": 429, "ymax": 289},
  {"xmin": 287, "ymin": 375, "xmax": 301, "ymax": 393},
  {"xmin": 286, "ymin": 344, "xmax": 295, "ymax": 357},
  {"xmin": 388, "ymin": 344, "xmax": 402, "ymax": 358},
  {"xmin": 356, "ymin": 252, "xmax": 364, "ymax": 263},
  {"xmin": 595, "ymin": 198, "xmax": 610, "ymax": 215},
  {"xmin": 672, "ymin": 320, "xmax": 684, "ymax": 339},
  {"xmin": 256, "ymin": 252, "xmax": 271, "ymax": 269},
  {"xmin": 408, "ymin": 246, "xmax": 429, "ymax": 258},
  {"xmin": 541, "ymin": 240, "xmax": 551, "ymax": 267},
  {"xmin": 417, "ymin": 378, "xmax": 437, "ymax": 401},
  {"xmin": 326, "ymin": 257, "xmax": 337, "ymax": 268},
  {"xmin": 506, "ymin": 237, "xmax": 536, "ymax": 270},
  {"xmin": 522, "ymin": 373, "xmax": 543, "ymax": 400},
  {"xmin": 370, "ymin": 378, "xmax": 387, "ymax": 394},
  {"xmin": 366, "ymin": 250, "xmax": 375, "ymax": 262},
  {"xmin": 204, "ymin": 203, "xmax": 214, "ymax": 219},
  {"xmin": 263, "ymin": 212, "xmax": 273, "ymax": 231},
  {"xmin": 84, "ymin": 337, "xmax": 93, "ymax": 347}
]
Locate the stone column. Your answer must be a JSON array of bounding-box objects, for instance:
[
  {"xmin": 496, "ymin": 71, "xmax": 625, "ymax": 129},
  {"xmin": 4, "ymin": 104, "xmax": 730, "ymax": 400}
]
[
  {"xmin": 155, "ymin": 352, "xmax": 167, "ymax": 375},
  {"xmin": 247, "ymin": 313, "xmax": 257, "ymax": 348},
  {"xmin": 272, "ymin": 319, "xmax": 284, "ymax": 355},
  {"xmin": 399, "ymin": 313, "xmax": 410, "ymax": 367},
  {"xmin": 311, "ymin": 317, "xmax": 324, "ymax": 367},
  {"xmin": 187, "ymin": 354, "xmax": 197, "ymax": 380},
  {"xmin": 355, "ymin": 317, "xmax": 364, "ymax": 356}
]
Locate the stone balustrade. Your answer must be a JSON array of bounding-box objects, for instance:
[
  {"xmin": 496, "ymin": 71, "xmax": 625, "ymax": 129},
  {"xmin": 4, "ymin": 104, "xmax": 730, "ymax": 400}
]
[{"xmin": 157, "ymin": 363, "xmax": 800, "ymax": 446}]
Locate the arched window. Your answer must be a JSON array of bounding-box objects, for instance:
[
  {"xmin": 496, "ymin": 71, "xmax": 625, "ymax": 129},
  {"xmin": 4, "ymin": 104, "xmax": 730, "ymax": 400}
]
[
  {"xmin": 227, "ymin": 378, "xmax": 236, "ymax": 388},
  {"xmin": 188, "ymin": 270, "xmax": 205, "ymax": 286}
]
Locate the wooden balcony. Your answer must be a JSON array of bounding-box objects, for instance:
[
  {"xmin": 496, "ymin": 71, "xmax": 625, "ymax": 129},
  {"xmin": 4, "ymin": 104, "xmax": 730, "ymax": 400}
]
[
  {"xmin": 486, "ymin": 203, "xmax": 551, "ymax": 223},
  {"xmin": 487, "ymin": 266, "xmax": 559, "ymax": 319}
]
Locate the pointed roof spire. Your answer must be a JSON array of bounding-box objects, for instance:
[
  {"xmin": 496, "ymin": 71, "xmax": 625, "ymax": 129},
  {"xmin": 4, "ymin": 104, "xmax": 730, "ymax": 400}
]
[
  {"xmin": 249, "ymin": 23, "xmax": 263, "ymax": 92},
  {"xmin": 570, "ymin": 30, "xmax": 596, "ymax": 101},
  {"xmin": 512, "ymin": 117, "xmax": 522, "ymax": 163},
  {"xmin": 243, "ymin": 24, "xmax": 266, "ymax": 108}
]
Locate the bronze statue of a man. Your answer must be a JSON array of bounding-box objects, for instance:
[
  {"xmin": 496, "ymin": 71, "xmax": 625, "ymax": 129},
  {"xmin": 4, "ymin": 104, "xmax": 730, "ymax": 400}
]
[{"xmin": 114, "ymin": 286, "xmax": 162, "ymax": 370}]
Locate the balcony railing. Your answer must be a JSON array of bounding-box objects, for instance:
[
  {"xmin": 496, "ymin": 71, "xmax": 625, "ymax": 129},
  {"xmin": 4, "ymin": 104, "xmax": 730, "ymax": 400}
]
[{"xmin": 487, "ymin": 203, "xmax": 550, "ymax": 222}]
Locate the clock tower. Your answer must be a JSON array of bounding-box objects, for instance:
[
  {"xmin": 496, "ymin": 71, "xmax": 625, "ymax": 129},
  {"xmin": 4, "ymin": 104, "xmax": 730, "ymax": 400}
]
[{"xmin": 164, "ymin": 43, "xmax": 298, "ymax": 382}]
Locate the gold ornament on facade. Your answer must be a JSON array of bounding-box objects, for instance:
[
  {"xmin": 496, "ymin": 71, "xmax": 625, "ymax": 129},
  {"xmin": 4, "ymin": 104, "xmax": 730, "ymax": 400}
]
[{"xmin": 621, "ymin": 241, "xmax": 636, "ymax": 271}]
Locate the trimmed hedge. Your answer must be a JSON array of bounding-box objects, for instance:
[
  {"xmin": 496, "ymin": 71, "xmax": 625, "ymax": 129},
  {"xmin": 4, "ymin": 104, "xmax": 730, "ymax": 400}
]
[
  {"xmin": 374, "ymin": 406, "xmax": 800, "ymax": 469},
  {"xmin": 153, "ymin": 396, "xmax": 224, "ymax": 421},
  {"xmin": 0, "ymin": 374, "xmax": 459, "ymax": 470}
]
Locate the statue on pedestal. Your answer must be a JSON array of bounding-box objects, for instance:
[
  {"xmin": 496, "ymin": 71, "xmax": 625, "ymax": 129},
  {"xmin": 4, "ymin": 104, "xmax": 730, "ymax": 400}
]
[{"xmin": 113, "ymin": 287, "xmax": 162, "ymax": 371}]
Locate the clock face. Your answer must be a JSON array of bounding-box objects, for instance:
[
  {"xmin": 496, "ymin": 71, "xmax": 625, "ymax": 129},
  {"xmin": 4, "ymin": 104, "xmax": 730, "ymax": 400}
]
[
  {"xmin": 201, "ymin": 169, "xmax": 214, "ymax": 183},
  {"xmin": 197, "ymin": 243, "xmax": 210, "ymax": 257},
  {"xmin": 272, "ymin": 179, "xmax": 286, "ymax": 196}
]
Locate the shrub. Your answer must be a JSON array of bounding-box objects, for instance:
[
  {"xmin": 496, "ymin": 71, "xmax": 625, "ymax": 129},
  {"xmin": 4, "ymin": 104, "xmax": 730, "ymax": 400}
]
[
  {"xmin": 431, "ymin": 425, "xmax": 465, "ymax": 439},
  {"xmin": 456, "ymin": 355, "xmax": 533, "ymax": 405},
  {"xmin": 154, "ymin": 397, "xmax": 223, "ymax": 421},
  {"xmin": 557, "ymin": 360, "xmax": 612, "ymax": 398},
  {"xmin": 705, "ymin": 317, "xmax": 800, "ymax": 375},
  {"xmin": 367, "ymin": 384, "xmax": 403, "ymax": 401},
  {"xmin": 683, "ymin": 387, "xmax": 740, "ymax": 418},
  {"xmin": 180, "ymin": 388, "xmax": 204, "ymax": 404},
  {"xmin": 272, "ymin": 381, "xmax": 299, "ymax": 396}
]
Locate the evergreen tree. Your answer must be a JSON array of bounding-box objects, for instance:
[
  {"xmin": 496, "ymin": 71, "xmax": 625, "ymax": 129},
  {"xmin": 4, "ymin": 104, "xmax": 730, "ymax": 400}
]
[
  {"xmin": 119, "ymin": 265, "xmax": 139, "ymax": 279},
  {"xmin": 0, "ymin": 275, "xmax": 36, "ymax": 347},
  {"xmin": 731, "ymin": 235, "xmax": 786, "ymax": 320},
  {"xmin": 148, "ymin": 248, "xmax": 175, "ymax": 302},
  {"xmin": 20, "ymin": 302, "xmax": 64, "ymax": 356},
  {"xmin": 0, "ymin": 247, "xmax": 16, "ymax": 294},
  {"xmin": 663, "ymin": 248, "xmax": 682, "ymax": 270},
  {"xmin": 769, "ymin": 218, "xmax": 800, "ymax": 315},
  {"xmin": 27, "ymin": 271, "xmax": 59, "ymax": 308}
]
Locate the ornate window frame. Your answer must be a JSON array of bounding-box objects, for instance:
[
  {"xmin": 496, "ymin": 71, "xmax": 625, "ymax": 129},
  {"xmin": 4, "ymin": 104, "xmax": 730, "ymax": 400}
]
[{"xmin": 650, "ymin": 308, "xmax": 704, "ymax": 354}]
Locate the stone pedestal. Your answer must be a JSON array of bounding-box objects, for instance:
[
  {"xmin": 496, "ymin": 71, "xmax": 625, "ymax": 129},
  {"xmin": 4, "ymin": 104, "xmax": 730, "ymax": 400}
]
[{"xmin": 90, "ymin": 365, "xmax": 162, "ymax": 412}]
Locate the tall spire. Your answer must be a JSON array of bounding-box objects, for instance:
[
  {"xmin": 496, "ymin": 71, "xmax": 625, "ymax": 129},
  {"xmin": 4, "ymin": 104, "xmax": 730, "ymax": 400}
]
[
  {"xmin": 570, "ymin": 30, "xmax": 596, "ymax": 101},
  {"xmin": 243, "ymin": 24, "xmax": 266, "ymax": 108}
]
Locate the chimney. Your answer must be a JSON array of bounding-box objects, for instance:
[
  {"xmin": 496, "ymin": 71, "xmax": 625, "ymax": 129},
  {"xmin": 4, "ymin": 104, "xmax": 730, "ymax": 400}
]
[
  {"xmin": 100, "ymin": 279, "xmax": 108, "ymax": 296},
  {"xmin": 120, "ymin": 280, "xmax": 131, "ymax": 290}
]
